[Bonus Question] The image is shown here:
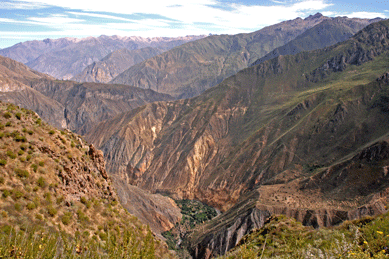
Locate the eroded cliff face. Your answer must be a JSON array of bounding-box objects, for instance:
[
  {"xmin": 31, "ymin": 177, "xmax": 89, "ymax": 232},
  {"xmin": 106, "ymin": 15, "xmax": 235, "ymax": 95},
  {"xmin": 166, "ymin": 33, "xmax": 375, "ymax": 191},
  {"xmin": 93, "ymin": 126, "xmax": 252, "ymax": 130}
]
[
  {"xmin": 188, "ymin": 134, "xmax": 389, "ymax": 258},
  {"xmin": 189, "ymin": 193, "xmax": 388, "ymax": 259}
]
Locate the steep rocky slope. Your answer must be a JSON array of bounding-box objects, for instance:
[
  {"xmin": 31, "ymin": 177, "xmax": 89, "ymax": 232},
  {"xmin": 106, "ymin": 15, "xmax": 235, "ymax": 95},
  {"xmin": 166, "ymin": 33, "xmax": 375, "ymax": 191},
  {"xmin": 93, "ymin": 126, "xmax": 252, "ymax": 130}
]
[
  {"xmin": 0, "ymin": 55, "xmax": 67, "ymax": 129},
  {"xmin": 0, "ymin": 56, "xmax": 182, "ymax": 238},
  {"xmin": 0, "ymin": 55, "xmax": 52, "ymax": 92},
  {"xmin": 28, "ymin": 79, "xmax": 173, "ymax": 135},
  {"xmin": 251, "ymin": 16, "xmax": 381, "ymax": 66},
  {"xmin": 87, "ymin": 20, "xmax": 389, "ymax": 257},
  {"xmin": 0, "ymin": 102, "xmax": 173, "ymax": 258},
  {"xmin": 111, "ymin": 14, "xmax": 377, "ymax": 99},
  {"xmin": 72, "ymin": 47, "xmax": 163, "ymax": 83},
  {"xmin": 0, "ymin": 35, "xmax": 205, "ymax": 79},
  {"xmin": 0, "ymin": 55, "xmax": 173, "ymax": 134}
]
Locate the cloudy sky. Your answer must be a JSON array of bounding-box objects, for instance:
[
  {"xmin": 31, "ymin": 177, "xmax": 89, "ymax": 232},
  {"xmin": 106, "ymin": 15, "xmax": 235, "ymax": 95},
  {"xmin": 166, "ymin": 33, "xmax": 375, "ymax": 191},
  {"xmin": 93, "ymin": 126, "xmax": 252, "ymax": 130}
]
[{"xmin": 0, "ymin": 0, "xmax": 387, "ymax": 49}]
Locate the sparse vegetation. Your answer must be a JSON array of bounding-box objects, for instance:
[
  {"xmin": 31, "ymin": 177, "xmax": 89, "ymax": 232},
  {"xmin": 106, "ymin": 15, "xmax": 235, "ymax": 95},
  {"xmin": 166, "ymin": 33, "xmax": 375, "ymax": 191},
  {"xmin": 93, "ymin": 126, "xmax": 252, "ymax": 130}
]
[
  {"xmin": 15, "ymin": 168, "xmax": 29, "ymax": 178},
  {"xmin": 6, "ymin": 150, "xmax": 16, "ymax": 159},
  {"xmin": 220, "ymin": 213, "xmax": 389, "ymax": 259},
  {"xmin": 0, "ymin": 102, "xmax": 171, "ymax": 258},
  {"xmin": 3, "ymin": 112, "xmax": 11, "ymax": 119},
  {"xmin": 15, "ymin": 112, "xmax": 21, "ymax": 120},
  {"xmin": 36, "ymin": 176, "xmax": 46, "ymax": 188}
]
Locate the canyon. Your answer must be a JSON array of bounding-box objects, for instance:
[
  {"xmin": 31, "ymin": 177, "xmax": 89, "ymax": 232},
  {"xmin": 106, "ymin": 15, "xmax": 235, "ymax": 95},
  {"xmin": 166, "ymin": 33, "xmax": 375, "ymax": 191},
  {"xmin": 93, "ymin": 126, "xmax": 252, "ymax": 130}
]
[{"xmin": 1, "ymin": 13, "xmax": 389, "ymax": 258}]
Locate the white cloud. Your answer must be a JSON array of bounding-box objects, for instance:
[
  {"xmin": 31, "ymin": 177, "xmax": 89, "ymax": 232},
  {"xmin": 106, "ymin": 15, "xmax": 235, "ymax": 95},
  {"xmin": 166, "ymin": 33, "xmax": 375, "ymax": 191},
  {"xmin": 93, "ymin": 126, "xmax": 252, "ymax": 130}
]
[
  {"xmin": 67, "ymin": 11, "xmax": 135, "ymax": 22},
  {"xmin": 344, "ymin": 11, "xmax": 386, "ymax": 19},
  {"xmin": 27, "ymin": 14, "xmax": 84, "ymax": 26},
  {"xmin": 12, "ymin": 0, "xmax": 332, "ymax": 29},
  {"xmin": 0, "ymin": 1, "xmax": 47, "ymax": 9},
  {"xmin": 0, "ymin": 18, "xmax": 19, "ymax": 23},
  {"xmin": 0, "ymin": 0, "xmax": 338, "ymax": 47}
]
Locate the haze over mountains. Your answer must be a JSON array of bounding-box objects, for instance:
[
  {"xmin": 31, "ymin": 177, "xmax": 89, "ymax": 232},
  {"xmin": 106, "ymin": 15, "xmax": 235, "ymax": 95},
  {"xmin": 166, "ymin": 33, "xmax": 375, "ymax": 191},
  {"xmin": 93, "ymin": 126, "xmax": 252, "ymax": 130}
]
[
  {"xmin": 0, "ymin": 35, "xmax": 206, "ymax": 80},
  {"xmin": 1, "ymin": 12, "xmax": 389, "ymax": 259}
]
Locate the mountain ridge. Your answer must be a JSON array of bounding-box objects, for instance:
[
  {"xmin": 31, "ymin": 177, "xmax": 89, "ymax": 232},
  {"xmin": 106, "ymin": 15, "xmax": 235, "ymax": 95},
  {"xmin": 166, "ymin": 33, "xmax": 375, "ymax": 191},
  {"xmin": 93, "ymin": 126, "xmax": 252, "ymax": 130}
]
[
  {"xmin": 0, "ymin": 35, "xmax": 206, "ymax": 79},
  {"xmin": 72, "ymin": 47, "xmax": 163, "ymax": 83},
  {"xmin": 111, "ymin": 14, "xmax": 378, "ymax": 99}
]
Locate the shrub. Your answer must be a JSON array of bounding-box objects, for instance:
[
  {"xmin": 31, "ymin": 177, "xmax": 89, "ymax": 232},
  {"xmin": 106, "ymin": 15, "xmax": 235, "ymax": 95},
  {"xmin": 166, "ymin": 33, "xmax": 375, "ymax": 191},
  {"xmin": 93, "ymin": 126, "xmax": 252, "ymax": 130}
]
[
  {"xmin": 0, "ymin": 159, "xmax": 6, "ymax": 166},
  {"xmin": 0, "ymin": 177, "xmax": 4, "ymax": 184},
  {"xmin": 26, "ymin": 155, "xmax": 32, "ymax": 161},
  {"xmin": 20, "ymin": 144, "xmax": 28, "ymax": 150},
  {"xmin": 31, "ymin": 164, "xmax": 38, "ymax": 172},
  {"xmin": 18, "ymin": 150, "xmax": 24, "ymax": 156},
  {"xmin": 6, "ymin": 150, "xmax": 16, "ymax": 159},
  {"xmin": 61, "ymin": 212, "xmax": 72, "ymax": 225},
  {"xmin": 48, "ymin": 130, "xmax": 55, "ymax": 135},
  {"xmin": 14, "ymin": 135, "xmax": 27, "ymax": 142},
  {"xmin": 19, "ymin": 157, "xmax": 26, "ymax": 162},
  {"xmin": 14, "ymin": 203, "xmax": 22, "ymax": 211},
  {"xmin": 5, "ymin": 122, "xmax": 11, "ymax": 127},
  {"xmin": 7, "ymin": 104, "xmax": 17, "ymax": 111},
  {"xmin": 15, "ymin": 168, "xmax": 29, "ymax": 178},
  {"xmin": 35, "ymin": 118, "xmax": 42, "ymax": 125},
  {"xmin": 0, "ymin": 132, "xmax": 4, "ymax": 138},
  {"xmin": 3, "ymin": 112, "xmax": 11, "ymax": 119},
  {"xmin": 26, "ymin": 202, "xmax": 36, "ymax": 210},
  {"xmin": 27, "ymin": 129, "xmax": 33, "ymax": 135},
  {"xmin": 56, "ymin": 195, "xmax": 64, "ymax": 205},
  {"xmin": 37, "ymin": 176, "xmax": 46, "ymax": 188},
  {"xmin": 2, "ymin": 189, "xmax": 10, "ymax": 198},
  {"xmin": 15, "ymin": 112, "xmax": 22, "ymax": 120},
  {"xmin": 35, "ymin": 214, "xmax": 43, "ymax": 221},
  {"xmin": 47, "ymin": 206, "xmax": 57, "ymax": 217},
  {"xmin": 76, "ymin": 209, "xmax": 89, "ymax": 223},
  {"xmin": 13, "ymin": 190, "xmax": 24, "ymax": 200},
  {"xmin": 80, "ymin": 196, "xmax": 87, "ymax": 204},
  {"xmin": 38, "ymin": 161, "xmax": 44, "ymax": 167},
  {"xmin": 44, "ymin": 192, "xmax": 51, "ymax": 203},
  {"xmin": 0, "ymin": 123, "xmax": 4, "ymax": 129}
]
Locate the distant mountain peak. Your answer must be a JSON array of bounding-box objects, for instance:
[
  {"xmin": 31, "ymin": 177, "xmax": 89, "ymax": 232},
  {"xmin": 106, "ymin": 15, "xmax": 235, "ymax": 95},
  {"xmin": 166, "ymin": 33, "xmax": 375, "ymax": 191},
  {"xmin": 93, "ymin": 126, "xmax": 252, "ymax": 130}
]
[{"xmin": 305, "ymin": 12, "xmax": 323, "ymax": 20}]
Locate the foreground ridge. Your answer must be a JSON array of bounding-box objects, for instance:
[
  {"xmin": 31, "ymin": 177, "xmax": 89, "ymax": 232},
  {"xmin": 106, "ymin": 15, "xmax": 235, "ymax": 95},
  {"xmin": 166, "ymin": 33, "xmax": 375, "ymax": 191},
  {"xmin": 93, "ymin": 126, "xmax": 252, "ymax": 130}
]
[{"xmin": 0, "ymin": 101, "xmax": 173, "ymax": 258}]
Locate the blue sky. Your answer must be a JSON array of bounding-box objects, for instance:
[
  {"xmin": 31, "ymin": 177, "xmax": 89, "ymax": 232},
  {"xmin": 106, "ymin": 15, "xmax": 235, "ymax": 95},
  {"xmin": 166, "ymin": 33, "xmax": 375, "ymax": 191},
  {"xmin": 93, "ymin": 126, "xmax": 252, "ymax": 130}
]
[{"xmin": 0, "ymin": 0, "xmax": 388, "ymax": 49}]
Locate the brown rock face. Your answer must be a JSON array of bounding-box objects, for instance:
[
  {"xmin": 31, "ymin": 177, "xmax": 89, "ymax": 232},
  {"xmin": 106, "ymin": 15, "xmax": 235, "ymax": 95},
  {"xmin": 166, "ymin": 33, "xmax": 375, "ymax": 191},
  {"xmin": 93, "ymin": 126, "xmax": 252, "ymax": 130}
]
[
  {"xmin": 88, "ymin": 144, "xmax": 108, "ymax": 179},
  {"xmin": 113, "ymin": 177, "xmax": 182, "ymax": 237},
  {"xmin": 188, "ymin": 190, "xmax": 388, "ymax": 259}
]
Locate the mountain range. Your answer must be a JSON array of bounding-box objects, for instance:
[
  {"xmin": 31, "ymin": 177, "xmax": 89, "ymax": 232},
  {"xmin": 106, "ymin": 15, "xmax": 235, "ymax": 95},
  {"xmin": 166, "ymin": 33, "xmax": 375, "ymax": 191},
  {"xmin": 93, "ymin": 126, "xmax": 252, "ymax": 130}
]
[
  {"xmin": 111, "ymin": 14, "xmax": 379, "ymax": 99},
  {"xmin": 0, "ymin": 12, "xmax": 389, "ymax": 259},
  {"xmin": 0, "ymin": 35, "xmax": 205, "ymax": 80}
]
